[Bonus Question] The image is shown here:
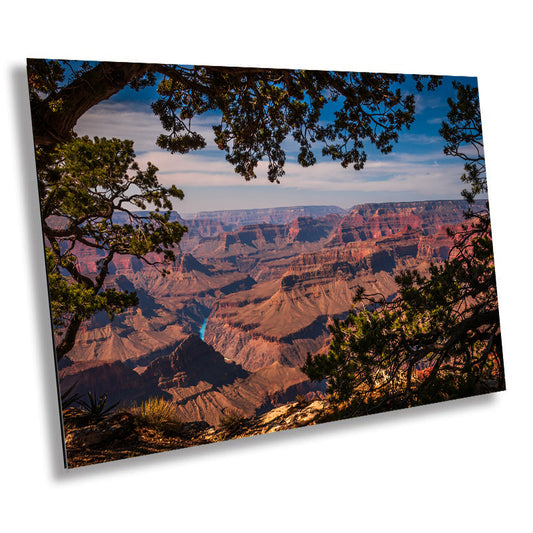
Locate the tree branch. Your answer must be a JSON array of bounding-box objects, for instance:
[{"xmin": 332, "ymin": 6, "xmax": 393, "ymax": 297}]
[{"xmin": 30, "ymin": 61, "xmax": 153, "ymax": 145}]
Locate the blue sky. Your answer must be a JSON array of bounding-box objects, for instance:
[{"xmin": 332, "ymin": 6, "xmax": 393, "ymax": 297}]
[{"xmin": 74, "ymin": 70, "xmax": 479, "ymax": 214}]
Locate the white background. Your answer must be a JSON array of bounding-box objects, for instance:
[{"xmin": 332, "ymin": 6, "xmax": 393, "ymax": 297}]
[{"xmin": 2, "ymin": 2, "xmax": 531, "ymax": 531}]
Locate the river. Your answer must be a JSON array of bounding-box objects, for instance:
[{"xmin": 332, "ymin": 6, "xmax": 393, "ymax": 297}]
[{"xmin": 199, "ymin": 318, "xmax": 208, "ymax": 340}]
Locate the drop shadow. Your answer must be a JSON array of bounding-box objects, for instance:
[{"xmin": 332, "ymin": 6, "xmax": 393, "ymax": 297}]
[
  {"xmin": 11, "ymin": 63, "xmax": 67, "ymax": 477},
  {"xmin": 62, "ymin": 389, "xmax": 501, "ymax": 480},
  {"xmin": 12, "ymin": 62, "xmax": 504, "ymax": 480}
]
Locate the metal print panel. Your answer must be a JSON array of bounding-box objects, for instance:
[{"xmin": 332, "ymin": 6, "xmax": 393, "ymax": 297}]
[{"xmin": 27, "ymin": 59, "xmax": 505, "ymax": 468}]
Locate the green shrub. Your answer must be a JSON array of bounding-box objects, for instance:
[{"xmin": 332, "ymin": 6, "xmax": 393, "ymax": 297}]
[{"xmin": 133, "ymin": 398, "xmax": 183, "ymax": 434}]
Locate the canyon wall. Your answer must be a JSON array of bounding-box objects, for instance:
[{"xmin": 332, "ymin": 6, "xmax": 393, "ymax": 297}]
[{"xmin": 59, "ymin": 200, "xmax": 470, "ymax": 422}]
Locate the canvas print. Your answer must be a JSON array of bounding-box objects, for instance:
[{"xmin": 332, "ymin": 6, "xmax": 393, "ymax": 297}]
[{"xmin": 27, "ymin": 59, "xmax": 505, "ymax": 468}]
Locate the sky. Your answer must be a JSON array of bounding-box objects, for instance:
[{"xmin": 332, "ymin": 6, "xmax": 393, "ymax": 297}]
[{"xmin": 74, "ymin": 69, "xmax": 479, "ymax": 215}]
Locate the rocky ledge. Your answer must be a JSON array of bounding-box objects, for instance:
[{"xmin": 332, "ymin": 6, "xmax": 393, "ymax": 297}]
[{"xmin": 63, "ymin": 399, "xmax": 334, "ymax": 468}]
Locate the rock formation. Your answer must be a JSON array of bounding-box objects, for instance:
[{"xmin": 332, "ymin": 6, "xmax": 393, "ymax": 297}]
[
  {"xmin": 61, "ymin": 335, "xmax": 326, "ymax": 428},
  {"xmin": 59, "ymin": 200, "xmax": 469, "ymax": 431}
]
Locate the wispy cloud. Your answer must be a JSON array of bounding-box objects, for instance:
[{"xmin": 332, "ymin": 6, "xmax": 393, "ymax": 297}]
[
  {"xmin": 414, "ymin": 93, "xmax": 448, "ymax": 113},
  {"xmin": 400, "ymin": 133, "xmax": 443, "ymax": 144},
  {"xmin": 74, "ymin": 94, "xmax": 467, "ymax": 208},
  {"xmin": 75, "ymin": 101, "xmax": 221, "ymax": 154},
  {"xmin": 134, "ymin": 148, "xmax": 465, "ymax": 199}
]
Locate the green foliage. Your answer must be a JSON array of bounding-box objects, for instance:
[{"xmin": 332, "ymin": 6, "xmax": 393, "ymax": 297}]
[
  {"xmin": 440, "ymin": 82, "xmax": 486, "ymax": 203},
  {"xmin": 77, "ymin": 391, "xmax": 119, "ymax": 420},
  {"xmin": 46, "ymin": 249, "xmax": 137, "ymax": 329},
  {"xmin": 28, "ymin": 60, "xmax": 441, "ymax": 182},
  {"xmin": 26, "ymin": 60, "xmax": 441, "ymax": 360},
  {"xmin": 303, "ymin": 82, "xmax": 504, "ymax": 413},
  {"xmin": 153, "ymin": 69, "xmax": 440, "ymax": 183},
  {"xmin": 40, "ymin": 136, "xmax": 187, "ymax": 359}
]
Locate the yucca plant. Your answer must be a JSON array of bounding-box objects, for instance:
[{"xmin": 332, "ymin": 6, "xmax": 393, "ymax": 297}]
[{"xmin": 77, "ymin": 391, "xmax": 119, "ymax": 420}]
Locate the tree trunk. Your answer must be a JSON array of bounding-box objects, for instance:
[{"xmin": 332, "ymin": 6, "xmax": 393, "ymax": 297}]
[
  {"xmin": 30, "ymin": 61, "xmax": 152, "ymax": 146},
  {"xmin": 55, "ymin": 315, "xmax": 83, "ymax": 361}
]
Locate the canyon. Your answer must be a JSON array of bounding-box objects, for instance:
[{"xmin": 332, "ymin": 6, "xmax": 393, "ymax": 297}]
[{"xmin": 59, "ymin": 200, "xmax": 470, "ymax": 426}]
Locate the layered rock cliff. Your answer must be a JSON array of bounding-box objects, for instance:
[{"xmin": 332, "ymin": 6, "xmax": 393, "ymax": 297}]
[
  {"xmin": 61, "ymin": 200, "xmax": 469, "ymax": 428},
  {"xmin": 204, "ymin": 223, "xmax": 458, "ymax": 370}
]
